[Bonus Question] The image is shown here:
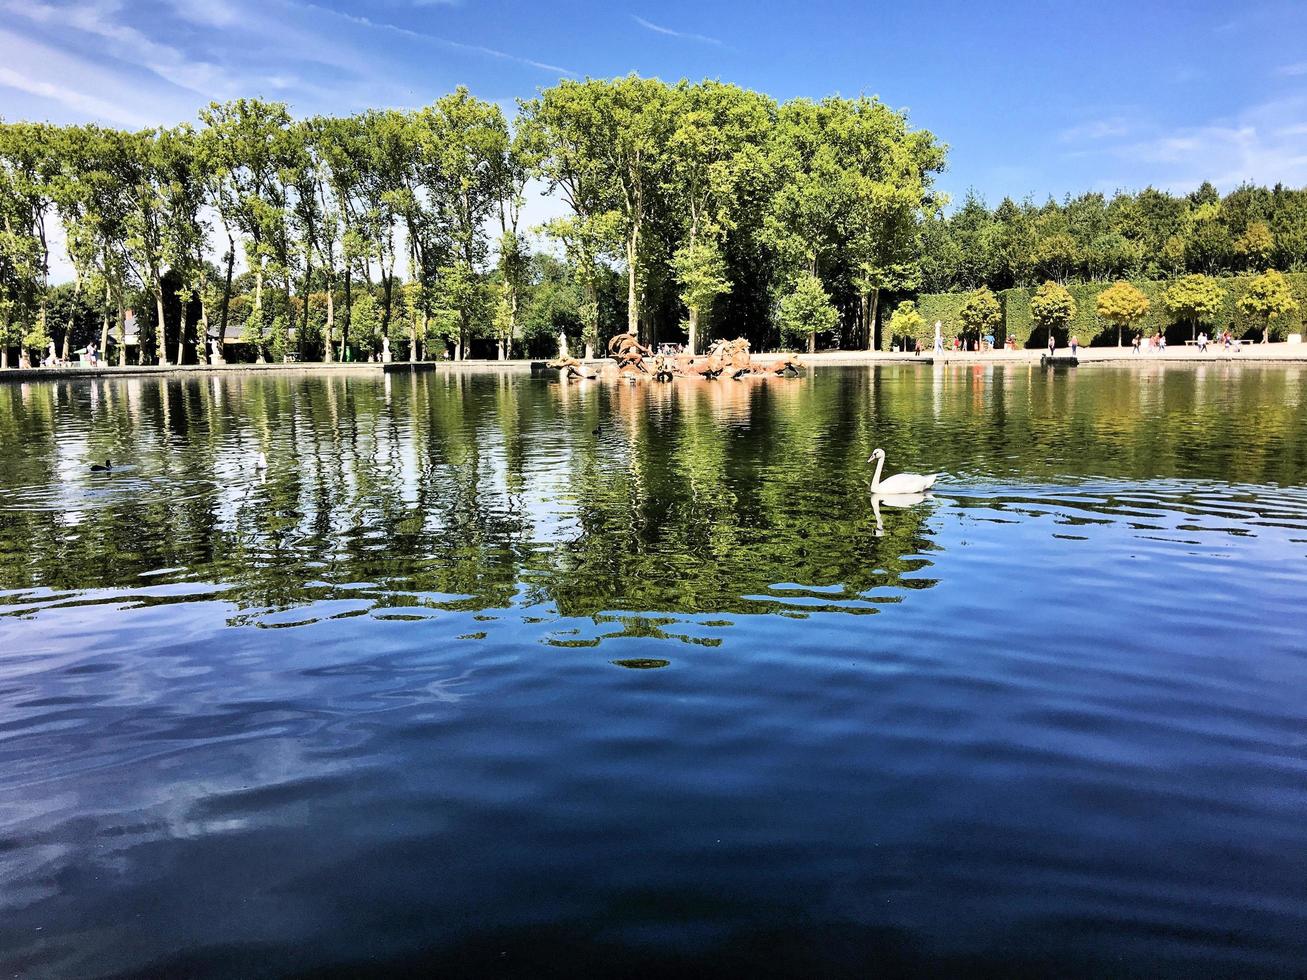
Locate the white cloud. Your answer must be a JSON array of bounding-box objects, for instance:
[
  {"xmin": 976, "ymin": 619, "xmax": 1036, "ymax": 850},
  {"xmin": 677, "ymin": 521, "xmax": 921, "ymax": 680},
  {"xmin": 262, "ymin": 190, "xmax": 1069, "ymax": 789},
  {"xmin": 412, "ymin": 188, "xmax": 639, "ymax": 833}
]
[
  {"xmin": 1075, "ymin": 95, "xmax": 1307, "ymax": 192},
  {"xmin": 1, "ymin": 0, "xmax": 260, "ymax": 100},
  {"xmin": 0, "ymin": 65, "xmax": 150, "ymax": 127},
  {"xmin": 288, "ymin": 0, "xmax": 576, "ymax": 76},
  {"xmin": 632, "ymin": 14, "xmax": 724, "ymax": 47}
]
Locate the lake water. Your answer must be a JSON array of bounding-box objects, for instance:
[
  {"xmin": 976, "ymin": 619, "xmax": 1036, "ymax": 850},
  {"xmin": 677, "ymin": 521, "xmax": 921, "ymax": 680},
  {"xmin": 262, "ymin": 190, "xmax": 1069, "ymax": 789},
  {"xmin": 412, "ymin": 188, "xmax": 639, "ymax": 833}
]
[{"xmin": 1, "ymin": 364, "xmax": 1306, "ymax": 977}]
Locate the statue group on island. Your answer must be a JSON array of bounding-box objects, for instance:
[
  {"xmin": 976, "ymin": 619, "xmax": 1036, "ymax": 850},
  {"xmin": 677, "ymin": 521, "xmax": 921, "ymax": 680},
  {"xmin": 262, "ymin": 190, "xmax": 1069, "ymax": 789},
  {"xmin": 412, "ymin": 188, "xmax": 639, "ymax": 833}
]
[{"xmin": 547, "ymin": 333, "xmax": 803, "ymax": 383}]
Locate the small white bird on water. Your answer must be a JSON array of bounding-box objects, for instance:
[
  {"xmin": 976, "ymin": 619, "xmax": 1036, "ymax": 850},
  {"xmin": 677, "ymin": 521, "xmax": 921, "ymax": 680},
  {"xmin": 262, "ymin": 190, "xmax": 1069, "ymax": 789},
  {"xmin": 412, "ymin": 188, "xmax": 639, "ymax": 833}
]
[{"xmin": 867, "ymin": 448, "xmax": 940, "ymax": 495}]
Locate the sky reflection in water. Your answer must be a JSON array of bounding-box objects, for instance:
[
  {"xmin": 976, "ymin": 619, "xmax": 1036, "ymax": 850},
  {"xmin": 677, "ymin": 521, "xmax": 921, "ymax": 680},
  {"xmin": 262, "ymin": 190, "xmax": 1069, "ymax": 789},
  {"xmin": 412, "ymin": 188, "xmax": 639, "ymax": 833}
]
[{"xmin": 1, "ymin": 364, "xmax": 1306, "ymax": 977}]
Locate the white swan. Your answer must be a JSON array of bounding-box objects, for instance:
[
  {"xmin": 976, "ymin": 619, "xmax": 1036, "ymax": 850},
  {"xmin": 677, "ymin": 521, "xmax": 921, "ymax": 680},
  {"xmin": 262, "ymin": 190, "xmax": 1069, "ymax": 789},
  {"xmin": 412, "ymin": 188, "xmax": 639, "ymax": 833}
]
[{"xmin": 868, "ymin": 448, "xmax": 939, "ymax": 495}]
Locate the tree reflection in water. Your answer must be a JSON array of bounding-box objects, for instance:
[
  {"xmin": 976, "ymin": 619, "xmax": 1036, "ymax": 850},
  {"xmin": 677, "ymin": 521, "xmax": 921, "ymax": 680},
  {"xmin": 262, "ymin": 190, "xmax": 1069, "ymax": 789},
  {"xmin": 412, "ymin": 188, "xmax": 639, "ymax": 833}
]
[{"xmin": 1, "ymin": 363, "xmax": 1304, "ymax": 637}]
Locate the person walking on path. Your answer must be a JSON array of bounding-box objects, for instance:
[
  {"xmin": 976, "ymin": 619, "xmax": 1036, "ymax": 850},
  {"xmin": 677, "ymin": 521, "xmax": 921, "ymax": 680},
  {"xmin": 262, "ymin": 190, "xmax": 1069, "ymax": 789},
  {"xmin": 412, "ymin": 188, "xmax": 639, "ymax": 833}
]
[
  {"xmin": 1047, "ymin": 333, "xmax": 1056, "ymax": 359},
  {"xmin": 1069, "ymin": 335, "xmax": 1079, "ymax": 357},
  {"xmin": 933, "ymin": 321, "xmax": 943, "ymax": 354}
]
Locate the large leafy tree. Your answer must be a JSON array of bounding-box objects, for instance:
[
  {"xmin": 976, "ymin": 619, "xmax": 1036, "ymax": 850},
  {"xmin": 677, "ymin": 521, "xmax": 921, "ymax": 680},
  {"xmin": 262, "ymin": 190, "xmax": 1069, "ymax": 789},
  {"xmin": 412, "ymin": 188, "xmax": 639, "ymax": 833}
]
[
  {"xmin": 960, "ymin": 285, "xmax": 1004, "ymax": 346},
  {"xmin": 1096, "ymin": 281, "xmax": 1150, "ymax": 347},
  {"xmin": 887, "ymin": 299, "xmax": 924, "ymax": 349},
  {"xmin": 1163, "ymin": 274, "xmax": 1225, "ymax": 341},
  {"xmin": 1239, "ymin": 269, "xmax": 1299, "ymax": 343},
  {"xmin": 1028, "ymin": 281, "xmax": 1074, "ymax": 346},
  {"xmin": 197, "ymin": 99, "xmax": 295, "ymax": 363},
  {"xmin": 0, "ymin": 122, "xmax": 55, "ymax": 367},
  {"xmin": 765, "ymin": 96, "xmax": 944, "ymax": 348},
  {"xmin": 663, "ymin": 80, "xmax": 773, "ymax": 352},
  {"xmin": 777, "ymin": 272, "xmax": 837, "ymax": 353},
  {"xmin": 521, "ymin": 76, "xmax": 670, "ymax": 345},
  {"xmin": 417, "ymin": 90, "xmax": 508, "ymax": 361}
]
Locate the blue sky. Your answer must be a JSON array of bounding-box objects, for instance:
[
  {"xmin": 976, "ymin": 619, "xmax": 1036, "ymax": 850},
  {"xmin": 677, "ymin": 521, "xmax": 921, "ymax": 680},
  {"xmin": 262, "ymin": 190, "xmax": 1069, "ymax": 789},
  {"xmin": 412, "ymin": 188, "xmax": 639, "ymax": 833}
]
[{"xmin": 2, "ymin": 0, "xmax": 1306, "ymax": 208}]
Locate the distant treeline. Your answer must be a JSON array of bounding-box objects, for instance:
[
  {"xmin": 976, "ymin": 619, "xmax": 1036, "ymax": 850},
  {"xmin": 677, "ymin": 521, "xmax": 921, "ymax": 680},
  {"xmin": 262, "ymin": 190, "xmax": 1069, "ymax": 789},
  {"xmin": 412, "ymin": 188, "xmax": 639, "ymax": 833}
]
[
  {"xmin": 2, "ymin": 77, "xmax": 1304, "ymax": 367},
  {"xmin": 0, "ymin": 76, "xmax": 943, "ymax": 366},
  {"xmin": 918, "ymin": 183, "xmax": 1307, "ymax": 293}
]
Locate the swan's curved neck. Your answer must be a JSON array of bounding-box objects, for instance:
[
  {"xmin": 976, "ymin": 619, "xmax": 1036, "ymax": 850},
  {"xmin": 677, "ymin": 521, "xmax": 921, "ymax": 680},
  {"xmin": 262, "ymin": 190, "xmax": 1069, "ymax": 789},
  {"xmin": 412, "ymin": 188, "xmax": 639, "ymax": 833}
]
[{"xmin": 871, "ymin": 453, "xmax": 885, "ymax": 492}]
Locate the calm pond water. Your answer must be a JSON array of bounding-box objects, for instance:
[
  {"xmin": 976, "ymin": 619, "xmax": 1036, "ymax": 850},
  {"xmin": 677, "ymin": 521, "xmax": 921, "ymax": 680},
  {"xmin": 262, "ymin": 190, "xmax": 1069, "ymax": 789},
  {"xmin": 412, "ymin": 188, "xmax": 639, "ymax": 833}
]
[{"xmin": 1, "ymin": 364, "xmax": 1306, "ymax": 977}]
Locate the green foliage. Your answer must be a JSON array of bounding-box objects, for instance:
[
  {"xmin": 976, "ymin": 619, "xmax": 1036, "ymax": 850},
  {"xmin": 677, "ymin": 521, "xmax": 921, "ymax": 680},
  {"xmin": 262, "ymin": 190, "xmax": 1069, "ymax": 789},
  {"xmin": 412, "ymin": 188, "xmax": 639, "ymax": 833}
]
[
  {"xmin": 907, "ymin": 272, "xmax": 1307, "ymax": 349},
  {"xmin": 1094, "ymin": 281, "xmax": 1150, "ymax": 344},
  {"xmin": 349, "ymin": 292, "xmax": 381, "ymax": 355},
  {"xmin": 670, "ymin": 239, "xmax": 731, "ymax": 318},
  {"xmin": 7, "ymin": 79, "xmax": 1307, "ymax": 365},
  {"xmin": 917, "ymin": 183, "xmax": 1307, "ymax": 295},
  {"xmin": 886, "ymin": 300, "xmax": 923, "ymax": 348},
  {"xmin": 959, "ymin": 285, "xmax": 1003, "ymax": 339},
  {"xmin": 1028, "ymin": 281, "xmax": 1076, "ymax": 343},
  {"xmin": 1163, "ymin": 274, "xmax": 1226, "ymax": 337},
  {"xmin": 777, "ymin": 273, "xmax": 838, "ymax": 350},
  {"xmin": 1239, "ymin": 269, "xmax": 1301, "ymax": 342}
]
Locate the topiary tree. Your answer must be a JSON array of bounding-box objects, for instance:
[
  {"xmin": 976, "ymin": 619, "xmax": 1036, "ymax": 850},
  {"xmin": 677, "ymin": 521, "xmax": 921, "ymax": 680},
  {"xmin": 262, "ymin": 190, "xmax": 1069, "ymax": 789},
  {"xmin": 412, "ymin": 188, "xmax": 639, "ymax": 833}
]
[
  {"xmin": 1028, "ymin": 281, "xmax": 1074, "ymax": 347},
  {"xmin": 1096, "ymin": 281, "xmax": 1149, "ymax": 347},
  {"xmin": 957, "ymin": 286, "xmax": 1001, "ymax": 348},
  {"xmin": 777, "ymin": 273, "xmax": 837, "ymax": 354},
  {"xmin": 1164, "ymin": 273, "xmax": 1226, "ymax": 341},
  {"xmin": 888, "ymin": 299, "xmax": 924, "ymax": 351},
  {"xmin": 1239, "ymin": 268, "xmax": 1299, "ymax": 343}
]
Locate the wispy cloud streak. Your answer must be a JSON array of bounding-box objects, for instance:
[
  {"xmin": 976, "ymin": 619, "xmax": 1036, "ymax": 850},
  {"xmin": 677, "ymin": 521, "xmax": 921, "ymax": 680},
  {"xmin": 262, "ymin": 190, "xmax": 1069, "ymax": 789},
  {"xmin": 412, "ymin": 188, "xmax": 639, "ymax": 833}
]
[
  {"xmin": 295, "ymin": 1, "xmax": 576, "ymax": 76},
  {"xmin": 632, "ymin": 14, "xmax": 723, "ymax": 46}
]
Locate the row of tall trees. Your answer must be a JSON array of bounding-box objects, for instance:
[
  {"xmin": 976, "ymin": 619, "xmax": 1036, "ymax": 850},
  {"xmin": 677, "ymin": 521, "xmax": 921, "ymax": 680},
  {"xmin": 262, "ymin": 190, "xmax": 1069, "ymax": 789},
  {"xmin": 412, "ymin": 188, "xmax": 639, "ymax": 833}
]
[
  {"xmin": 920, "ymin": 183, "xmax": 1307, "ymax": 295},
  {"xmin": 0, "ymin": 76, "xmax": 947, "ymax": 365}
]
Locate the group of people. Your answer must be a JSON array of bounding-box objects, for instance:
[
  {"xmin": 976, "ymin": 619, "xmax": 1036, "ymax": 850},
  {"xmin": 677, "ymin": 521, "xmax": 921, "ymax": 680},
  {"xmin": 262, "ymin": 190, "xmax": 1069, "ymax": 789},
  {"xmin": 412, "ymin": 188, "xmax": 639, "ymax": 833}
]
[
  {"xmin": 1130, "ymin": 333, "xmax": 1168, "ymax": 354},
  {"xmin": 38, "ymin": 340, "xmax": 100, "ymax": 368},
  {"xmin": 912, "ymin": 322, "xmax": 1073, "ymax": 356},
  {"xmin": 1196, "ymin": 330, "xmax": 1242, "ymax": 352}
]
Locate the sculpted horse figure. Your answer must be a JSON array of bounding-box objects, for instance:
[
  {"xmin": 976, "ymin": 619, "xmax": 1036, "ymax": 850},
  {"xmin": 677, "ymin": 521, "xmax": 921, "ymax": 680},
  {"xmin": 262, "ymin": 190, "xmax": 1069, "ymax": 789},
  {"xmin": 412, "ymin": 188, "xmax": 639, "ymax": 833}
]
[
  {"xmin": 679, "ymin": 354, "xmax": 725, "ymax": 380},
  {"xmin": 608, "ymin": 332, "xmax": 652, "ymax": 358},
  {"xmin": 546, "ymin": 356, "xmax": 596, "ymax": 380},
  {"xmin": 752, "ymin": 353, "xmax": 804, "ymax": 376}
]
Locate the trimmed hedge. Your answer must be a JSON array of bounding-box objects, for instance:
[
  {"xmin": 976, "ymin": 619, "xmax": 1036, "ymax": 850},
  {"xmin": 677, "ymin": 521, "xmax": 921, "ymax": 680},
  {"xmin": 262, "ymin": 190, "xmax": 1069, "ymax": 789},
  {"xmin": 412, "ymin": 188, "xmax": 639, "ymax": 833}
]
[{"xmin": 886, "ymin": 272, "xmax": 1307, "ymax": 350}]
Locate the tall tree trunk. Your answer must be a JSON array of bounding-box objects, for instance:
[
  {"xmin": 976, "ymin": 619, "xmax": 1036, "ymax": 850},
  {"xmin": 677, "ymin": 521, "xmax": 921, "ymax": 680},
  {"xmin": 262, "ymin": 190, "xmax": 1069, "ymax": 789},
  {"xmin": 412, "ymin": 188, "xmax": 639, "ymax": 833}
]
[
  {"xmin": 323, "ymin": 287, "xmax": 334, "ymax": 362},
  {"xmin": 869, "ymin": 289, "xmax": 880, "ymax": 352},
  {"xmin": 118, "ymin": 302, "xmax": 127, "ymax": 367},
  {"xmin": 196, "ymin": 291, "xmax": 209, "ymax": 365},
  {"xmin": 154, "ymin": 283, "xmax": 169, "ymax": 366},
  {"xmin": 626, "ymin": 225, "xmax": 640, "ymax": 341},
  {"xmin": 342, "ymin": 267, "xmax": 352, "ymax": 361},
  {"xmin": 63, "ymin": 277, "xmax": 81, "ymax": 362},
  {"xmin": 254, "ymin": 261, "xmax": 265, "ymax": 363},
  {"xmin": 808, "ymin": 330, "xmax": 816, "ymax": 355},
  {"xmin": 219, "ymin": 233, "xmax": 235, "ymax": 343},
  {"xmin": 176, "ymin": 289, "xmax": 188, "ymax": 366},
  {"xmin": 302, "ymin": 262, "xmax": 312, "ymax": 359},
  {"xmin": 688, "ymin": 306, "xmax": 699, "ymax": 355},
  {"xmin": 100, "ymin": 279, "xmax": 111, "ymax": 363}
]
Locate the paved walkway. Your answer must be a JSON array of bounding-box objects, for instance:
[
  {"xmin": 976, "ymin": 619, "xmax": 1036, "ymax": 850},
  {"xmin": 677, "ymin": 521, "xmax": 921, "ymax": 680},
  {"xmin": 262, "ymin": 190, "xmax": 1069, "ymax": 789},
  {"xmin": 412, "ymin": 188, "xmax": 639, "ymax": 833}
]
[{"xmin": 5, "ymin": 342, "xmax": 1307, "ymax": 383}]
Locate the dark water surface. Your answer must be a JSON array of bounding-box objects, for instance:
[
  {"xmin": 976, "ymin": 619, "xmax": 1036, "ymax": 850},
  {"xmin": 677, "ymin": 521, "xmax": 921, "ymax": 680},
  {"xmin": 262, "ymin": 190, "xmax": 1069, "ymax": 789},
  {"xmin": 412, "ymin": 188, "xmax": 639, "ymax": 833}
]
[{"xmin": 1, "ymin": 364, "xmax": 1306, "ymax": 978}]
